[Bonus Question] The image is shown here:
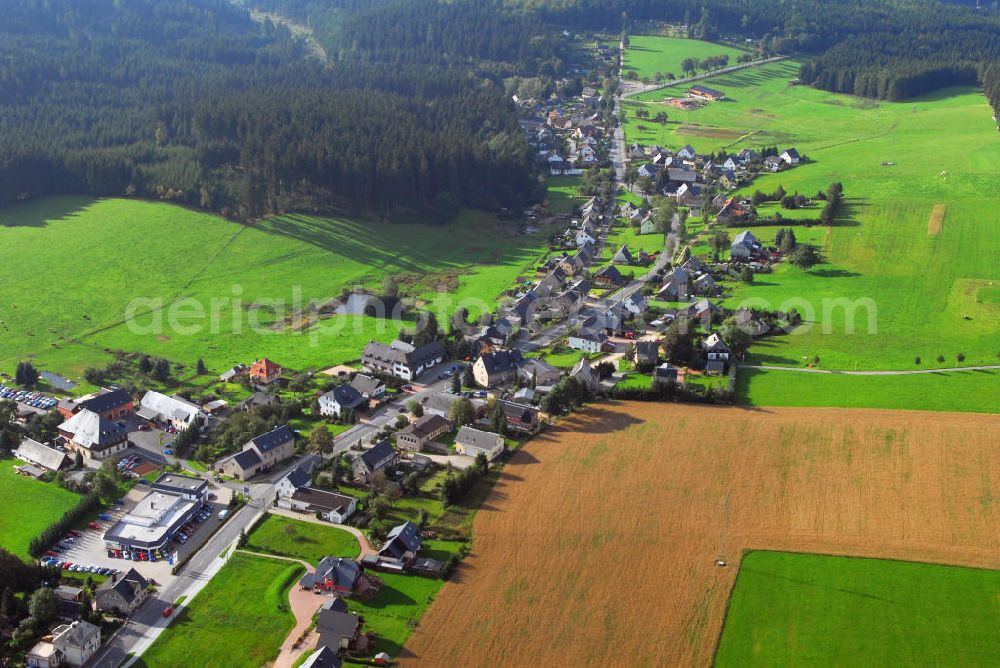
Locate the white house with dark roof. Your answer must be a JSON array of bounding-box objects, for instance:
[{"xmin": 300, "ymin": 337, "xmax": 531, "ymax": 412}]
[
  {"xmin": 379, "ymin": 521, "xmax": 422, "ymax": 563},
  {"xmin": 349, "ymin": 374, "xmax": 384, "ymax": 400},
  {"xmin": 138, "ymin": 391, "xmax": 205, "ymax": 430},
  {"xmin": 454, "ymin": 426, "xmax": 504, "ymax": 462},
  {"xmin": 361, "ymin": 340, "xmax": 444, "ymax": 381},
  {"xmin": 568, "ymin": 329, "xmax": 607, "ymax": 354},
  {"xmin": 780, "ymin": 148, "xmax": 800, "ymax": 165},
  {"xmin": 57, "ymin": 410, "xmax": 127, "ymax": 461},
  {"xmin": 214, "ymin": 425, "xmax": 295, "ymax": 481},
  {"xmin": 318, "ymin": 385, "xmax": 367, "ymax": 417},
  {"xmin": 731, "ymin": 230, "xmax": 760, "ymax": 259}
]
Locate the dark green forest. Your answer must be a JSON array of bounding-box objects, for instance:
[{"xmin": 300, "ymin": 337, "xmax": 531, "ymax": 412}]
[
  {"xmin": 3, "ymin": 0, "xmax": 1000, "ymax": 222},
  {"xmin": 0, "ymin": 0, "xmax": 561, "ymax": 219}
]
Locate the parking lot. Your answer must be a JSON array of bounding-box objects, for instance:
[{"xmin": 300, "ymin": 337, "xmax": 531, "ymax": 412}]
[{"xmin": 42, "ymin": 487, "xmax": 233, "ymax": 587}]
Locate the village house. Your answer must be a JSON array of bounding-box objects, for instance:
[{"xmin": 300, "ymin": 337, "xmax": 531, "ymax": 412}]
[
  {"xmin": 516, "ymin": 357, "xmax": 562, "ymax": 387},
  {"xmin": 26, "ymin": 620, "xmax": 102, "ymax": 668},
  {"xmin": 654, "ymin": 363, "xmax": 680, "ymax": 384},
  {"xmin": 780, "ymin": 148, "xmax": 801, "ymax": 165},
  {"xmin": 498, "ymin": 400, "xmax": 540, "ymax": 434},
  {"xmin": 318, "ymin": 385, "xmax": 367, "ymax": 418},
  {"xmin": 593, "ymin": 265, "xmax": 626, "ymax": 288},
  {"xmin": 214, "ymin": 425, "xmax": 295, "ymax": 481},
  {"xmin": 300, "ymin": 646, "xmax": 341, "ymax": 668},
  {"xmin": 731, "ymin": 230, "xmax": 760, "ymax": 259},
  {"xmin": 454, "ymin": 426, "xmax": 505, "ymax": 462},
  {"xmin": 276, "ymin": 465, "xmax": 312, "ymax": 499},
  {"xmin": 703, "ymin": 333, "xmax": 731, "ymax": 374},
  {"xmin": 218, "ymin": 364, "xmax": 249, "ymax": 382},
  {"xmin": 633, "ymin": 340, "xmax": 661, "ymax": 367},
  {"xmin": 638, "ymin": 215, "xmax": 658, "ymax": 235},
  {"xmin": 396, "ymin": 414, "xmax": 453, "ymax": 452},
  {"xmin": 315, "ymin": 599, "xmax": 370, "ymax": 655},
  {"xmin": 658, "ymin": 268, "xmax": 691, "ymax": 301},
  {"xmin": 138, "ymin": 391, "xmax": 206, "ymax": 430},
  {"xmin": 282, "ymin": 488, "xmax": 358, "ymax": 523},
  {"xmin": 686, "ymin": 299, "xmax": 721, "ymax": 321},
  {"xmin": 473, "ymin": 349, "xmax": 524, "ymax": 388},
  {"xmin": 57, "ymin": 410, "xmax": 127, "ymax": 461},
  {"xmin": 349, "ymin": 374, "xmax": 384, "ymax": 401},
  {"xmin": 350, "ymin": 440, "xmax": 397, "ymax": 483},
  {"xmin": 249, "ymin": 358, "xmax": 283, "ymax": 385},
  {"xmin": 612, "ymin": 245, "xmax": 634, "ymax": 265},
  {"xmin": 300, "ymin": 558, "xmax": 375, "ymax": 597},
  {"xmin": 93, "ymin": 568, "xmax": 149, "ymax": 616},
  {"xmin": 677, "ymin": 144, "xmax": 697, "ymax": 160},
  {"xmin": 57, "ymin": 388, "xmax": 133, "ymax": 421},
  {"xmin": 763, "ymin": 155, "xmax": 783, "ymax": 172},
  {"xmin": 379, "ymin": 521, "xmax": 422, "ymax": 564},
  {"xmin": 15, "ymin": 438, "xmax": 68, "ymax": 472},
  {"xmin": 423, "ymin": 393, "xmax": 484, "ymax": 420},
  {"xmin": 693, "ymin": 273, "xmax": 718, "ymax": 295},
  {"xmin": 575, "ymin": 225, "xmax": 597, "ymax": 247},
  {"xmin": 567, "ymin": 329, "xmax": 607, "ymax": 354},
  {"xmin": 570, "ymin": 358, "xmax": 599, "ymax": 393},
  {"xmin": 361, "ymin": 340, "xmax": 445, "ymax": 381}
]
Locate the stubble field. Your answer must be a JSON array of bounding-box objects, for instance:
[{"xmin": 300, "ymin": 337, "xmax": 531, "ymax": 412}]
[{"xmin": 399, "ymin": 402, "xmax": 1000, "ymax": 667}]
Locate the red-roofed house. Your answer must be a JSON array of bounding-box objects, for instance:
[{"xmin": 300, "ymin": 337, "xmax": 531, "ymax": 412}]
[{"xmin": 249, "ymin": 358, "xmax": 282, "ymax": 384}]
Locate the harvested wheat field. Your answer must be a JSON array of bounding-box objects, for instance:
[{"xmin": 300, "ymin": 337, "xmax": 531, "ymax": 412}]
[{"xmin": 399, "ymin": 402, "xmax": 1000, "ymax": 668}]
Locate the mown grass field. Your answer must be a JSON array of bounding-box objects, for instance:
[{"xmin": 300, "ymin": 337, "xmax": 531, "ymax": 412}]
[
  {"xmin": 0, "ymin": 459, "xmax": 80, "ymax": 559},
  {"xmin": 401, "ymin": 403, "xmax": 1000, "ymax": 667},
  {"xmin": 602, "ymin": 224, "xmax": 664, "ymax": 259},
  {"xmin": 138, "ymin": 553, "xmax": 302, "ymax": 668},
  {"xmin": 623, "ymin": 35, "xmax": 746, "ymax": 81},
  {"xmin": 624, "ymin": 55, "xmax": 1000, "ymax": 386},
  {"xmin": 716, "ymin": 551, "xmax": 1000, "ymax": 666},
  {"xmin": 245, "ymin": 514, "xmax": 360, "ymax": 562},
  {"xmin": 0, "ymin": 197, "xmax": 549, "ymax": 379},
  {"xmin": 736, "ymin": 367, "xmax": 1000, "ymax": 413},
  {"xmin": 545, "ymin": 175, "xmax": 583, "ymax": 214}
]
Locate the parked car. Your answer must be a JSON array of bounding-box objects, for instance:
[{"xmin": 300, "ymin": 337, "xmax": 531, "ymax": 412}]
[{"xmin": 162, "ymin": 606, "xmax": 173, "ymax": 618}]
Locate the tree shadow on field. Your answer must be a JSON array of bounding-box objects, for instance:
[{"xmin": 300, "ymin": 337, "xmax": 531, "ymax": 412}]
[
  {"xmin": 741, "ymin": 566, "xmax": 898, "ymax": 603},
  {"xmin": 808, "ymin": 268, "xmax": 861, "ymax": 278},
  {"xmin": 0, "ymin": 195, "xmax": 96, "ymax": 229}
]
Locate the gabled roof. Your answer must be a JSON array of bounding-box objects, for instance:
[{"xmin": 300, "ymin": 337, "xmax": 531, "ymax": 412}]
[
  {"xmin": 282, "ymin": 465, "xmax": 311, "ymax": 490},
  {"xmin": 455, "ymin": 426, "xmax": 502, "ymax": 453},
  {"xmin": 667, "ymin": 167, "xmax": 698, "ymax": 182},
  {"xmin": 250, "ymin": 358, "xmax": 282, "ymax": 376},
  {"xmin": 349, "ymin": 374, "xmax": 383, "ymax": 397},
  {"xmin": 59, "ymin": 409, "xmax": 126, "ymax": 449},
  {"xmin": 321, "ymin": 385, "xmax": 366, "ymax": 410},
  {"xmin": 635, "ymin": 340, "xmax": 660, "ymax": 360},
  {"xmin": 15, "ymin": 438, "xmax": 68, "ymax": 471},
  {"xmin": 140, "ymin": 391, "xmax": 204, "ymax": 424},
  {"xmin": 301, "ymin": 646, "xmax": 342, "ymax": 668},
  {"xmin": 302, "ymin": 556, "xmax": 362, "ymax": 590},
  {"xmin": 594, "ymin": 265, "xmax": 624, "ymax": 283},
  {"xmin": 571, "ymin": 329, "xmax": 607, "ymax": 344},
  {"xmin": 248, "ymin": 425, "xmax": 294, "ymax": 454},
  {"xmin": 613, "ymin": 245, "xmax": 633, "ymax": 263},
  {"xmin": 380, "ymin": 520, "xmax": 422, "ymax": 560},
  {"xmin": 399, "ymin": 414, "xmax": 452, "ymax": 440},
  {"xmin": 704, "ymin": 332, "xmax": 731, "ymax": 352},
  {"xmin": 232, "ymin": 449, "xmax": 262, "ymax": 470},
  {"xmin": 477, "ymin": 350, "xmax": 524, "ymax": 376},
  {"xmin": 732, "ymin": 230, "xmax": 758, "ymax": 246},
  {"xmin": 316, "ymin": 607, "xmax": 362, "ymax": 647},
  {"xmin": 498, "ymin": 400, "xmax": 539, "ymax": 423},
  {"xmin": 782, "ymin": 148, "xmax": 800, "ymax": 159},
  {"xmin": 357, "ymin": 439, "xmax": 394, "ymax": 471},
  {"xmin": 79, "ymin": 389, "xmax": 132, "ymax": 415}
]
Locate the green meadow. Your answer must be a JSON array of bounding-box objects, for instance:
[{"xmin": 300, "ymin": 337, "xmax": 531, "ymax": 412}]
[
  {"xmin": 0, "ymin": 197, "xmax": 548, "ymax": 379},
  {"xmin": 715, "ymin": 551, "xmax": 1000, "ymax": 667},
  {"xmin": 244, "ymin": 514, "xmax": 360, "ymax": 563},
  {"xmin": 138, "ymin": 553, "xmax": 302, "ymax": 668},
  {"xmin": 623, "ymin": 55, "xmax": 1000, "ymax": 379},
  {"xmin": 545, "ymin": 175, "xmax": 584, "ymax": 214},
  {"xmin": 736, "ymin": 367, "xmax": 1000, "ymax": 413},
  {"xmin": 623, "ymin": 35, "xmax": 746, "ymax": 81},
  {"xmin": 0, "ymin": 459, "xmax": 81, "ymax": 559}
]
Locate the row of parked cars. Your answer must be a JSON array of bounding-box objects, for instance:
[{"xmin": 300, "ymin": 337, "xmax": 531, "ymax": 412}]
[
  {"xmin": 0, "ymin": 385, "xmax": 57, "ymax": 409},
  {"xmin": 117, "ymin": 455, "xmax": 142, "ymax": 473},
  {"xmin": 173, "ymin": 505, "xmax": 214, "ymax": 545}
]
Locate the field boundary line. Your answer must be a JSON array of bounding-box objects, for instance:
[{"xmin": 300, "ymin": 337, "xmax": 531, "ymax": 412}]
[{"xmin": 740, "ymin": 364, "xmax": 1000, "ymax": 376}]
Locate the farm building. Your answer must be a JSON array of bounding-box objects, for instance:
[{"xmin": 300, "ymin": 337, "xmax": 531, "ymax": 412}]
[{"xmin": 688, "ymin": 85, "xmax": 726, "ymax": 101}]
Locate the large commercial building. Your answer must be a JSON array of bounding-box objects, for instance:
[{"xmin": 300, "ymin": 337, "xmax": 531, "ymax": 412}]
[{"xmin": 102, "ymin": 473, "xmax": 208, "ymax": 556}]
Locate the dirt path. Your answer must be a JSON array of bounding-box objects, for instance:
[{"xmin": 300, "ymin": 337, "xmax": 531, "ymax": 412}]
[
  {"xmin": 742, "ymin": 363, "xmax": 1000, "ymax": 376},
  {"xmin": 399, "ymin": 403, "xmax": 1000, "ymax": 667}
]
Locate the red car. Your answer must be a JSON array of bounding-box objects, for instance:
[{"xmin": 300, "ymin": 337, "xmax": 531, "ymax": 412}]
[
  {"xmin": 61, "ymin": 562, "xmax": 73, "ymax": 569},
  {"xmin": 67, "ymin": 530, "xmax": 81, "ymax": 538},
  {"xmin": 45, "ymin": 550, "xmax": 58, "ymax": 557},
  {"xmin": 162, "ymin": 606, "xmax": 173, "ymax": 618},
  {"xmin": 88, "ymin": 522, "xmax": 102, "ymax": 530}
]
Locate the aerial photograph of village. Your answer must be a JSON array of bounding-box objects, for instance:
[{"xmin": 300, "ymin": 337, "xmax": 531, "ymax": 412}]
[{"xmin": 0, "ymin": 1, "xmax": 998, "ymax": 666}]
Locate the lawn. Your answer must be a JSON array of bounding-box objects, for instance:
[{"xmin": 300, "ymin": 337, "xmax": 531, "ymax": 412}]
[
  {"xmin": 736, "ymin": 367, "xmax": 1000, "ymax": 413},
  {"xmin": 0, "ymin": 459, "xmax": 81, "ymax": 559},
  {"xmin": 623, "ymin": 35, "xmax": 746, "ymax": 81},
  {"xmin": 540, "ymin": 349, "xmax": 587, "ymax": 369},
  {"xmin": 245, "ymin": 514, "xmax": 360, "ymax": 562},
  {"xmin": 622, "ymin": 50, "xmax": 1000, "ymax": 397},
  {"xmin": 138, "ymin": 553, "xmax": 303, "ymax": 667},
  {"xmin": 615, "ymin": 373, "xmax": 653, "ymax": 389},
  {"xmin": 348, "ymin": 572, "xmax": 444, "ymax": 657},
  {"xmin": 0, "ymin": 197, "xmax": 548, "ymax": 379},
  {"xmin": 603, "ymin": 224, "xmax": 664, "ymax": 259},
  {"xmin": 545, "ymin": 175, "xmax": 583, "ymax": 214},
  {"xmin": 715, "ymin": 551, "xmax": 1000, "ymax": 667}
]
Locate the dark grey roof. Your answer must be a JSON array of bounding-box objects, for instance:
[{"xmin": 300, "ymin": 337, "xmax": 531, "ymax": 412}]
[
  {"xmin": 249, "ymin": 425, "xmax": 294, "ymax": 454},
  {"xmin": 291, "ymin": 488, "xmax": 354, "ymax": 515},
  {"xmin": 316, "ymin": 608, "xmax": 361, "ymax": 648},
  {"xmin": 379, "ymin": 521, "xmax": 421, "ymax": 559},
  {"xmin": 325, "ymin": 385, "xmax": 366, "ymax": 410},
  {"xmin": 358, "ymin": 440, "xmax": 394, "ymax": 471},
  {"xmin": 455, "ymin": 426, "xmax": 501, "ymax": 453},
  {"xmin": 635, "ymin": 341, "xmax": 660, "ymax": 359},
  {"xmin": 79, "ymin": 389, "xmax": 132, "ymax": 415},
  {"xmin": 399, "ymin": 414, "xmax": 452, "ymax": 439},
  {"xmin": 152, "ymin": 473, "xmax": 207, "ymax": 495},
  {"xmin": 283, "ymin": 466, "xmax": 311, "ymax": 490},
  {"xmin": 478, "ymin": 350, "xmax": 523, "ymax": 375},
  {"xmin": 301, "ymin": 646, "xmax": 342, "ymax": 668},
  {"xmin": 349, "ymin": 374, "xmax": 382, "ymax": 397},
  {"xmin": 667, "ymin": 167, "xmax": 698, "ymax": 182},
  {"xmin": 595, "ymin": 265, "xmax": 623, "ymax": 282},
  {"xmin": 499, "ymin": 400, "xmax": 538, "ymax": 423},
  {"xmin": 301, "ymin": 557, "xmax": 362, "ymax": 590},
  {"xmin": 232, "ymin": 449, "xmax": 262, "ymax": 469}
]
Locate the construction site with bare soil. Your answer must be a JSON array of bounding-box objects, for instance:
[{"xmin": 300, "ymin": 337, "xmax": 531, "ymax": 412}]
[{"xmin": 398, "ymin": 402, "xmax": 1000, "ymax": 667}]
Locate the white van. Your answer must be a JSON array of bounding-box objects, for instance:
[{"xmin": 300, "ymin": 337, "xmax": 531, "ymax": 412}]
[{"xmin": 218, "ymin": 509, "xmax": 229, "ymax": 521}]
